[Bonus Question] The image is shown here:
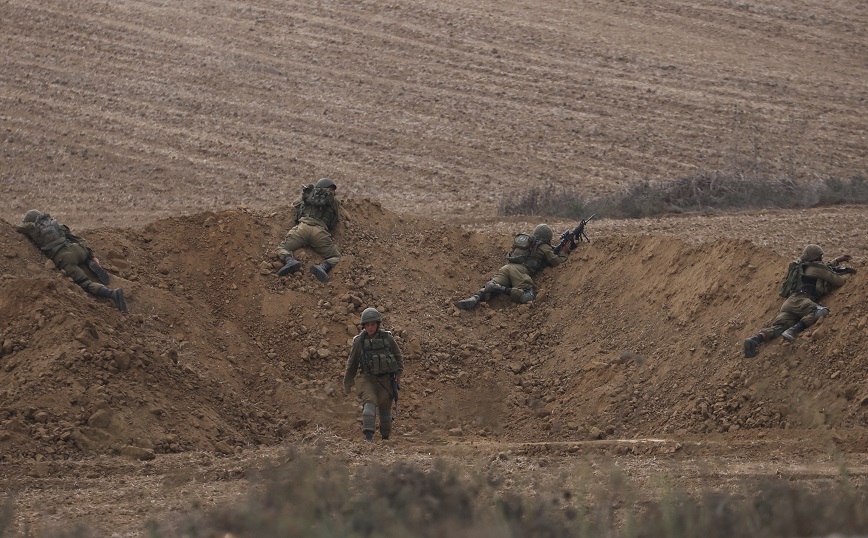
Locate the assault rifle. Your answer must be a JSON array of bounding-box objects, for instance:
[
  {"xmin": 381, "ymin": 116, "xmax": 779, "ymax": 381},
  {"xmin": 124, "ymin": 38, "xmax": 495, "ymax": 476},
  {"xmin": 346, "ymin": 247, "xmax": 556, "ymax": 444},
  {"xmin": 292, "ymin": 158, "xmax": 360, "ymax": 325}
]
[
  {"xmin": 391, "ymin": 373, "xmax": 400, "ymax": 416},
  {"xmin": 553, "ymin": 214, "xmax": 595, "ymax": 255}
]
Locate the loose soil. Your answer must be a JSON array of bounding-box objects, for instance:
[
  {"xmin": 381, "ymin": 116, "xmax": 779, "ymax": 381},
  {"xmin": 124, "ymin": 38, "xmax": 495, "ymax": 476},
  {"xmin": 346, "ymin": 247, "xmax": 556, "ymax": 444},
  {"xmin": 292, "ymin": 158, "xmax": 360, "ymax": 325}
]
[{"xmin": 1, "ymin": 0, "xmax": 866, "ymax": 536}]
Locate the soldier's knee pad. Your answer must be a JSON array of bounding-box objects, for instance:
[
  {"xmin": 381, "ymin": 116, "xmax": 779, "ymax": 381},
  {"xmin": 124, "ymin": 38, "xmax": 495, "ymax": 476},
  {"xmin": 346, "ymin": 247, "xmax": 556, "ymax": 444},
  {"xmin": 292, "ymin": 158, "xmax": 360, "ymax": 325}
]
[
  {"xmin": 512, "ymin": 288, "xmax": 535, "ymax": 304},
  {"xmin": 361, "ymin": 403, "xmax": 376, "ymax": 431}
]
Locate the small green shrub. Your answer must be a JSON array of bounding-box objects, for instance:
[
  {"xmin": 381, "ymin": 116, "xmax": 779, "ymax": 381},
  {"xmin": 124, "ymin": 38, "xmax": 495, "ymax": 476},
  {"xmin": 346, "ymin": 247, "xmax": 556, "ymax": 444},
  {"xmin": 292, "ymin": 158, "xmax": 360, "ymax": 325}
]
[
  {"xmin": 499, "ymin": 173, "xmax": 868, "ymax": 221},
  {"xmin": 498, "ymin": 183, "xmax": 591, "ymax": 219}
]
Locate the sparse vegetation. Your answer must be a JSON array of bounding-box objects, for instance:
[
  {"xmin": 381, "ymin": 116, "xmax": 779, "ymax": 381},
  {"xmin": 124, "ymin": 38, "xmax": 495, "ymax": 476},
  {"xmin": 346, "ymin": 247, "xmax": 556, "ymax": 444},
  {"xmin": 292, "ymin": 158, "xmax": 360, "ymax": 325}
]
[
  {"xmin": 499, "ymin": 173, "xmax": 868, "ymax": 220},
  {"xmin": 32, "ymin": 453, "xmax": 862, "ymax": 538}
]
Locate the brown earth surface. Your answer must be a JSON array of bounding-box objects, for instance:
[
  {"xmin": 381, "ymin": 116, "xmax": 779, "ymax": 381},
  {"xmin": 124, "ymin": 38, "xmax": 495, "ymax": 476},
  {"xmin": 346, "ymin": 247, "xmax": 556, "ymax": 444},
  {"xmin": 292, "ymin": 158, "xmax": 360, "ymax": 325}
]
[{"xmin": 1, "ymin": 0, "xmax": 867, "ymax": 536}]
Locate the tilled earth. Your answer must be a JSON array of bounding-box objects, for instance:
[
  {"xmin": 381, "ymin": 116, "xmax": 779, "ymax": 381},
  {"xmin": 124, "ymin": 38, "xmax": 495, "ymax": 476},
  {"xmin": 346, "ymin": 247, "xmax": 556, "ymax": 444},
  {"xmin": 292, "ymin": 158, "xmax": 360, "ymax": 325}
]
[{"xmin": 1, "ymin": 0, "xmax": 867, "ymax": 536}]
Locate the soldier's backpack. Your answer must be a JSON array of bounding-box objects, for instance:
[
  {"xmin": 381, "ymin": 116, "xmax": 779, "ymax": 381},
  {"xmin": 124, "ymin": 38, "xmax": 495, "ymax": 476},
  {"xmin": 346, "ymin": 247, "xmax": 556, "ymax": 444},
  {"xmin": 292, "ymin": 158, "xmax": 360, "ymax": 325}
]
[
  {"xmin": 296, "ymin": 185, "xmax": 338, "ymax": 228},
  {"xmin": 301, "ymin": 185, "xmax": 334, "ymax": 208},
  {"xmin": 506, "ymin": 233, "xmax": 538, "ymax": 264},
  {"xmin": 778, "ymin": 260, "xmax": 804, "ymax": 298}
]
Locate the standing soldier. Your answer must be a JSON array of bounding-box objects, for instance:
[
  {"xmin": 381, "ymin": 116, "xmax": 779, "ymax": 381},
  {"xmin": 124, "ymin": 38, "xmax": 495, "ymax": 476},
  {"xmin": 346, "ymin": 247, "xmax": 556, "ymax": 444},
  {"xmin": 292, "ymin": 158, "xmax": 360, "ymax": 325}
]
[
  {"xmin": 454, "ymin": 223, "xmax": 569, "ymax": 310},
  {"xmin": 16, "ymin": 210, "xmax": 127, "ymax": 312},
  {"xmin": 343, "ymin": 308, "xmax": 403, "ymax": 442},
  {"xmin": 743, "ymin": 244, "xmax": 856, "ymax": 358},
  {"xmin": 275, "ymin": 177, "xmax": 341, "ymax": 283}
]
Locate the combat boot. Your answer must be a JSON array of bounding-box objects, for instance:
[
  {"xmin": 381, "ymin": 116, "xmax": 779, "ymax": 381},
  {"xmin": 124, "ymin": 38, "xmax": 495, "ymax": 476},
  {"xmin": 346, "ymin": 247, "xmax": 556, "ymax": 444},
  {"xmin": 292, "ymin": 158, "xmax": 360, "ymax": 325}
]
[
  {"xmin": 87, "ymin": 257, "xmax": 111, "ymax": 285},
  {"xmin": 310, "ymin": 261, "xmax": 333, "ymax": 283},
  {"xmin": 97, "ymin": 286, "xmax": 127, "ymax": 313},
  {"xmin": 782, "ymin": 321, "xmax": 808, "ymax": 342},
  {"xmin": 455, "ymin": 293, "xmax": 482, "ymax": 310},
  {"xmin": 743, "ymin": 333, "xmax": 764, "ymax": 358},
  {"xmin": 276, "ymin": 254, "xmax": 302, "ymax": 276},
  {"xmin": 363, "ymin": 431, "xmax": 374, "ymax": 442}
]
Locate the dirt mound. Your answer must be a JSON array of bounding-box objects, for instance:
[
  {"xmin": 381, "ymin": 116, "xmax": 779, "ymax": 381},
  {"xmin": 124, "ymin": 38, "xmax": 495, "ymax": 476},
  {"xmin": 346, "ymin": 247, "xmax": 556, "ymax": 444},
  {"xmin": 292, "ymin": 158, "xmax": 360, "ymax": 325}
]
[{"xmin": 1, "ymin": 200, "xmax": 865, "ymax": 462}]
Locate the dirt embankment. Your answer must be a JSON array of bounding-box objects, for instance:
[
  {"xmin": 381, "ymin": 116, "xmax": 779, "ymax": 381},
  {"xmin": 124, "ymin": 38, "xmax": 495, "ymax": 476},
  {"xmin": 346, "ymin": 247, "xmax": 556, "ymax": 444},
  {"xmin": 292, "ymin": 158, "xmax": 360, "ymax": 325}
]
[{"xmin": 1, "ymin": 200, "xmax": 865, "ymax": 464}]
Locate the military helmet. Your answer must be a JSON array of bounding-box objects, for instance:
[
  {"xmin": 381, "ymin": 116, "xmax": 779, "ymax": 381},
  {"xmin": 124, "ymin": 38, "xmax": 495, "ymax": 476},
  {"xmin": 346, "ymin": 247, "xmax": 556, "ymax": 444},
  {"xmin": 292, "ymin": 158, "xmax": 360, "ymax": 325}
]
[
  {"xmin": 360, "ymin": 307, "xmax": 382, "ymax": 325},
  {"xmin": 315, "ymin": 177, "xmax": 337, "ymax": 190},
  {"xmin": 23, "ymin": 209, "xmax": 43, "ymax": 223},
  {"xmin": 533, "ymin": 223, "xmax": 553, "ymax": 244},
  {"xmin": 801, "ymin": 244, "xmax": 824, "ymax": 262}
]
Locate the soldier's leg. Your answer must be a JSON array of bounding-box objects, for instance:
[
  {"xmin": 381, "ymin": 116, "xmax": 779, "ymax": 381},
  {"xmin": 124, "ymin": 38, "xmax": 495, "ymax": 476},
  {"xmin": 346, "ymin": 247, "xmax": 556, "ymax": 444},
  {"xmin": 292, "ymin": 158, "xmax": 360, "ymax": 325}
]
[
  {"xmin": 56, "ymin": 246, "xmax": 127, "ymax": 312},
  {"xmin": 745, "ymin": 301, "xmax": 797, "ymax": 357},
  {"xmin": 54, "ymin": 245, "xmax": 102, "ymax": 295},
  {"xmin": 783, "ymin": 296, "xmax": 825, "ymax": 341},
  {"xmin": 503, "ymin": 265, "xmax": 535, "ymax": 304},
  {"xmin": 376, "ymin": 385, "xmax": 394, "ymax": 440},
  {"xmin": 357, "ymin": 377, "xmax": 378, "ymax": 441},
  {"xmin": 308, "ymin": 226, "xmax": 340, "ymax": 282},
  {"xmin": 308, "ymin": 226, "xmax": 341, "ymax": 266},
  {"xmin": 764, "ymin": 298, "xmax": 803, "ymax": 340},
  {"xmin": 476, "ymin": 265, "xmax": 516, "ymax": 299},
  {"xmin": 275, "ymin": 225, "xmax": 307, "ymax": 275},
  {"xmin": 362, "ymin": 403, "xmax": 376, "ymax": 441},
  {"xmin": 276, "ymin": 225, "xmax": 309, "ymax": 258},
  {"xmin": 85, "ymin": 254, "xmax": 111, "ymax": 285},
  {"xmin": 483, "ymin": 280, "xmax": 509, "ymax": 296},
  {"xmin": 455, "ymin": 269, "xmax": 501, "ymax": 310},
  {"xmin": 95, "ymin": 286, "xmax": 128, "ymax": 313},
  {"xmin": 454, "ymin": 288, "xmax": 484, "ymax": 310}
]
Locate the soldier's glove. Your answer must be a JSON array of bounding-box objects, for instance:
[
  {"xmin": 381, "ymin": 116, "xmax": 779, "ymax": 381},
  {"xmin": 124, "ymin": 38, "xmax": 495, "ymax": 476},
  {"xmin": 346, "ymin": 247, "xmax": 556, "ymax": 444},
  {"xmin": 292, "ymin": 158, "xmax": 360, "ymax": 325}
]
[{"xmin": 835, "ymin": 254, "xmax": 852, "ymax": 264}]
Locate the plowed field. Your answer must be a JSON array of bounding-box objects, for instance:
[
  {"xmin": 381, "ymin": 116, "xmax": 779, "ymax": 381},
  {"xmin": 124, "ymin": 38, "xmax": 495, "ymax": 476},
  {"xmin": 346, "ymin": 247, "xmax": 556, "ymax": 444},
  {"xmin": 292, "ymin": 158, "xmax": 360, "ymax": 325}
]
[{"xmin": 1, "ymin": 0, "xmax": 866, "ymax": 535}]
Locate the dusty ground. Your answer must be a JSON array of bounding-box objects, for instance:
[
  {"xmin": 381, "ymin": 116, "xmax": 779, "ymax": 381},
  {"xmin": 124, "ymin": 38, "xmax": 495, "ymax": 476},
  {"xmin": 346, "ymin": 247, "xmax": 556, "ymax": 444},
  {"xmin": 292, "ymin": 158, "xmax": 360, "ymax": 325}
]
[{"xmin": 1, "ymin": 0, "xmax": 867, "ymax": 536}]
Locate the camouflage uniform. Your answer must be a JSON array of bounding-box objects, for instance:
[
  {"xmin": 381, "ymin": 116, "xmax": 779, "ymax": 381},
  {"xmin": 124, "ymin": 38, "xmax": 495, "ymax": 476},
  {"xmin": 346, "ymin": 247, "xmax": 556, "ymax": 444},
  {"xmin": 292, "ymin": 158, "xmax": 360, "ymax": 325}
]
[
  {"xmin": 275, "ymin": 179, "xmax": 341, "ymax": 282},
  {"xmin": 16, "ymin": 210, "xmax": 126, "ymax": 312},
  {"xmin": 343, "ymin": 311, "xmax": 404, "ymax": 441},
  {"xmin": 455, "ymin": 224, "xmax": 568, "ymax": 309},
  {"xmin": 490, "ymin": 242, "xmax": 567, "ymax": 302},
  {"xmin": 744, "ymin": 244, "xmax": 854, "ymax": 358}
]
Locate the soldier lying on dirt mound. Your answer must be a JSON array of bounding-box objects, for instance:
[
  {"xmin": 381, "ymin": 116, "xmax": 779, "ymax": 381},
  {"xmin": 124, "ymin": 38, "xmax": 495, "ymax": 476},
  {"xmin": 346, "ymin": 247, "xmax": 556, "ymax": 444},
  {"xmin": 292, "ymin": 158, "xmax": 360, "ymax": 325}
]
[
  {"xmin": 16, "ymin": 210, "xmax": 127, "ymax": 312},
  {"xmin": 454, "ymin": 223, "xmax": 569, "ymax": 310},
  {"xmin": 343, "ymin": 308, "xmax": 403, "ymax": 442},
  {"xmin": 743, "ymin": 243, "xmax": 856, "ymax": 358},
  {"xmin": 274, "ymin": 177, "xmax": 341, "ymax": 283}
]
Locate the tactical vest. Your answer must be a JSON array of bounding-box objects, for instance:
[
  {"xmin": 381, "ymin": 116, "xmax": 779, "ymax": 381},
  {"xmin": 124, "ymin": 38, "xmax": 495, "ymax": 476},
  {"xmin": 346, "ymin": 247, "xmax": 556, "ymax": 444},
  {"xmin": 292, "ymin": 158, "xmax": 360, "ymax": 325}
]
[
  {"xmin": 796, "ymin": 261, "xmax": 832, "ymax": 299},
  {"xmin": 297, "ymin": 186, "xmax": 338, "ymax": 230},
  {"xmin": 25, "ymin": 215, "xmax": 76, "ymax": 258},
  {"xmin": 510, "ymin": 243, "xmax": 548, "ymax": 275},
  {"xmin": 359, "ymin": 331, "xmax": 399, "ymax": 375},
  {"xmin": 31, "ymin": 215, "xmax": 66, "ymax": 245}
]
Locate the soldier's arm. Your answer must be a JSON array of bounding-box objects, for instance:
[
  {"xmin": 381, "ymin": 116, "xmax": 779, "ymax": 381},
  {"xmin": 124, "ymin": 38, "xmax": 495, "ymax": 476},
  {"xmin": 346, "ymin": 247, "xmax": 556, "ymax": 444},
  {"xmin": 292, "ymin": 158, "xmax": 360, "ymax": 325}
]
[
  {"xmin": 805, "ymin": 264, "xmax": 848, "ymax": 288},
  {"xmin": 542, "ymin": 244, "xmax": 566, "ymax": 267},
  {"xmin": 292, "ymin": 198, "xmax": 303, "ymax": 224},
  {"xmin": 343, "ymin": 337, "xmax": 362, "ymax": 393},
  {"xmin": 62, "ymin": 225, "xmax": 84, "ymax": 244}
]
